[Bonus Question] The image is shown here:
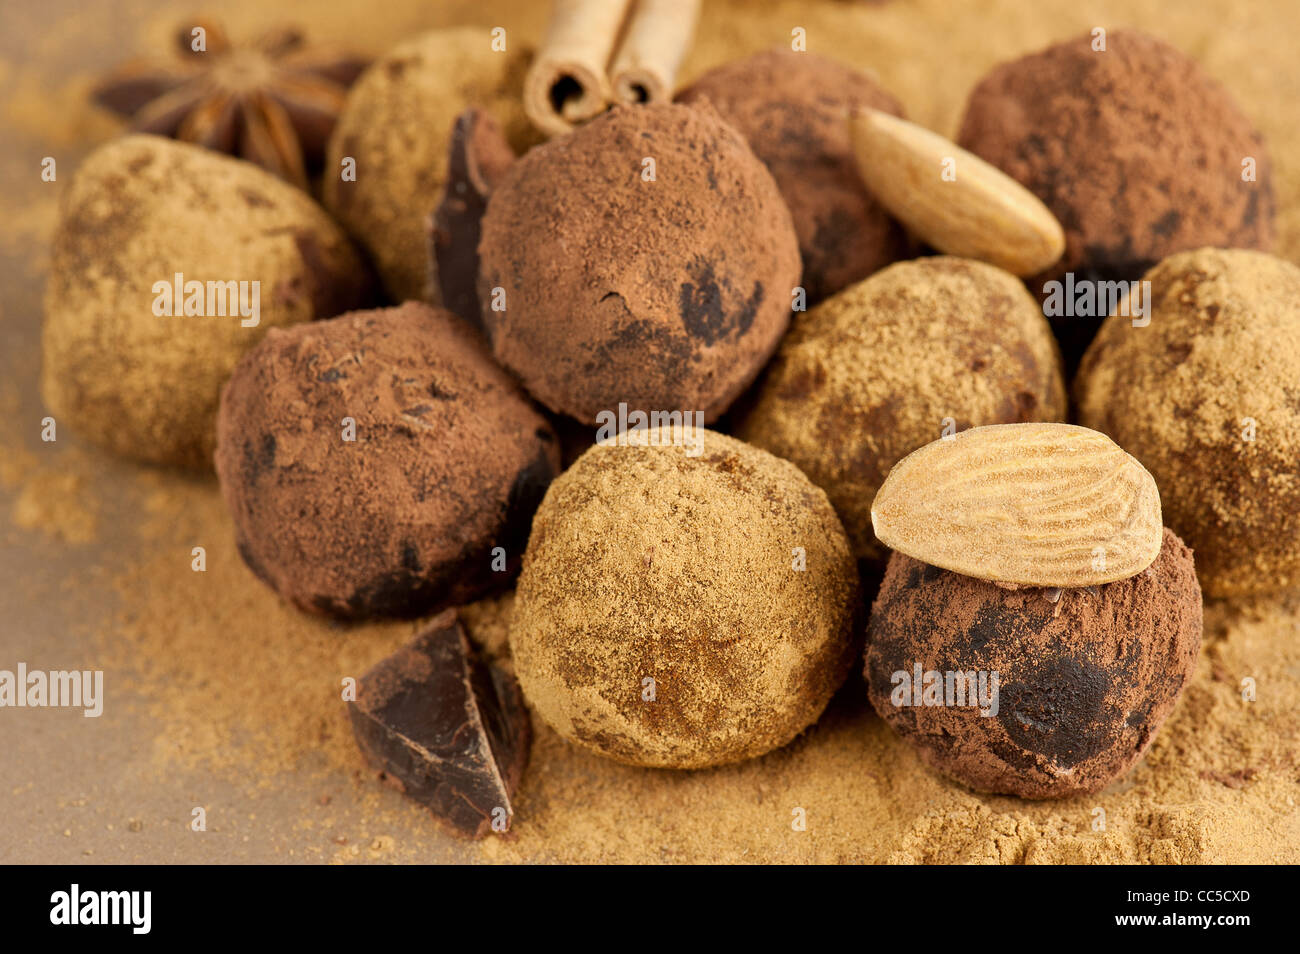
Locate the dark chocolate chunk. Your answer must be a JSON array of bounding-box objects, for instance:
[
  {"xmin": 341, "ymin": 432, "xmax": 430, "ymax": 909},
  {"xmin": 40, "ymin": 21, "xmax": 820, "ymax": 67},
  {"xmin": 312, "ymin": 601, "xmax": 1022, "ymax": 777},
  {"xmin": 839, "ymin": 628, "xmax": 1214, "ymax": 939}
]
[
  {"xmin": 430, "ymin": 108, "xmax": 516, "ymax": 329},
  {"xmin": 347, "ymin": 611, "xmax": 531, "ymax": 838}
]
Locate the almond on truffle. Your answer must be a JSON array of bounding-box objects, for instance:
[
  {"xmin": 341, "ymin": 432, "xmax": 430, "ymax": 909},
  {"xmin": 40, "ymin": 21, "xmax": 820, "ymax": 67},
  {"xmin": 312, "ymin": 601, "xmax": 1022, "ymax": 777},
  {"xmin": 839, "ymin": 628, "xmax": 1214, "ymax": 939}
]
[{"xmin": 870, "ymin": 422, "xmax": 1163, "ymax": 587}]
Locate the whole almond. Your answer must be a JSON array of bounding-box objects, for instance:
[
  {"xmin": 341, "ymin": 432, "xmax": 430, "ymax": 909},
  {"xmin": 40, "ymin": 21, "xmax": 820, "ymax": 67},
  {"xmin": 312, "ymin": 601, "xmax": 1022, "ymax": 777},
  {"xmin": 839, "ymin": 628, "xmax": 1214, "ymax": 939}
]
[
  {"xmin": 870, "ymin": 423, "xmax": 1163, "ymax": 586},
  {"xmin": 848, "ymin": 108, "xmax": 1065, "ymax": 277}
]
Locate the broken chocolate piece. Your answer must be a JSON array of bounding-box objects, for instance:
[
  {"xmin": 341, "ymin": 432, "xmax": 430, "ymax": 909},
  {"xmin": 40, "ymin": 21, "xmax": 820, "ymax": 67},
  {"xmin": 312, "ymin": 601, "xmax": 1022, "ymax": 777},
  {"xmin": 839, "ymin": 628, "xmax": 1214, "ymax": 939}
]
[
  {"xmin": 347, "ymin": 611, "xmax": 531, "ymax": 838},
  {"xmin": 430, "ymin": 108, "xmax": 516, "ymax": 329}
]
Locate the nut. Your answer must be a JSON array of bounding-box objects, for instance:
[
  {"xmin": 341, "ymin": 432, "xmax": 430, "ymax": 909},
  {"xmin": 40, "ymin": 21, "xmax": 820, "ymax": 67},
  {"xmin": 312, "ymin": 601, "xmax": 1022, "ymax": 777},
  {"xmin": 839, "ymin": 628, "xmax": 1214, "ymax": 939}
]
[
  {"xmin": 870, "ymin": 422, "xmax": 1163, "ymax": 586},
  {"xmin": 848, "ymin": 107, "xmax": 1065, "ymax": 277}
]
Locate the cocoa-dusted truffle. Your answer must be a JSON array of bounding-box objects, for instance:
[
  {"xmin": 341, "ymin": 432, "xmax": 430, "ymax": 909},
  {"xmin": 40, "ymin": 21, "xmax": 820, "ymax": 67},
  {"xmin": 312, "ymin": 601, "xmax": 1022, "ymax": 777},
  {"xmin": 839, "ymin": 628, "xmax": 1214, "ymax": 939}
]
[
  {"xmin": 865, "ymin": 528, "xmax": 1202, "ymax": 799},
  {"xmin": 324, "ymin": 28, "xmax": 539, "ymax": 303},
  {"xmin": 215, "ymin": 302, "xmax": 560, "ymax": 620},
  {"xmin": 677, "ymin": 48, "xmax": 908, "ymax": 302},
  {"xmin": 509, "ymin": 428, "xmax": 859, "ymax": 769},
  {"xmin": 957, "ymin": 30, "xmax": 1274, "ymax": 362},
  {"xmin": 1076, "ymin": 248, "xmax": 1300, "ymax": 597},
  {"xmin": 737, "ymin": 257, "xmax": 1066, "ymax": 561},
  {"xmin": 477, "ymin": 102, "xmax": 801, "ymax": 425},
  {"xmin": 42, "ymin": 135, "xmax": 370, "ymax": 470}
]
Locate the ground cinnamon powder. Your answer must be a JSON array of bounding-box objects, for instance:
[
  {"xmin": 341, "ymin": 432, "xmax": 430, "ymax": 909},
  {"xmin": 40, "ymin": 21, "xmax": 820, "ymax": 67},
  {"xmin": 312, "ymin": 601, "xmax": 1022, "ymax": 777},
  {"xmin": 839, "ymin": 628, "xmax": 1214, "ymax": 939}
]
[{"xmin": 90, "ymin": 479, "xmax": 1298, "ymax": 862}]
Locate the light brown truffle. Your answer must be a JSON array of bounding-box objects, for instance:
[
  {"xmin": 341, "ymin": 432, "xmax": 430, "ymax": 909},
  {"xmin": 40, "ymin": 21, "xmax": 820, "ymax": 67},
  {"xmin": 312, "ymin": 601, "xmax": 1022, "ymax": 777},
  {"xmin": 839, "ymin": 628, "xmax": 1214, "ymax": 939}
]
[
  {"xmin": 1075, "ymin": 248, "xmax": 1300, "ymax": 597},
  {"xmin": 42, "ymin": 135, "xmax": 370, "ymax": 470},
  {"xmin": 215, "ymin": 302, "xmax": 560, "ymax": 620},
  {"xmin": 477, "ymin": 102, "xmax": 801, "ymax": 425},
  {"xmin": 509, "ymin": 428, "xmax": 859, "ymax": 769},
  {"xmin": 678, "ymin": 48, "xmax": 909, "ymax": 303},
  {"xmin": 865, "ymin": 528, "xmax": 1203, "ymax": 799},
  {"xmin": 324, "ymin": 27, "xmax": 539, "ymax": 303},
  {"xmin": 737, "ymin": 257, "xmax": 1066, "ymax": 561}
]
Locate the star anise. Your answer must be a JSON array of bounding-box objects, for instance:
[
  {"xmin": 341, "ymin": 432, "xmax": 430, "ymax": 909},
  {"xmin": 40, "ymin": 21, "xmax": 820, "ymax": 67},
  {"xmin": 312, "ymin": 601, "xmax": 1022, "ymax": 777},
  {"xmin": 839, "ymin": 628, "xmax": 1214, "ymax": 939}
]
[{"xmin": 91, "ymin": 19, "xmax": 369, "ymax": 188}]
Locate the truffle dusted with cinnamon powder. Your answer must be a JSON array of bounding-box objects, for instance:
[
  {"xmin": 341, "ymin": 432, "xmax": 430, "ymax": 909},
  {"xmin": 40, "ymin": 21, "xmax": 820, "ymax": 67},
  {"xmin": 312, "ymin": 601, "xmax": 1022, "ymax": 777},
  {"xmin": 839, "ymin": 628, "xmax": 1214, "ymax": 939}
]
[
  {"xmin": 42, "ymin": 135, "xmax": 371, "ymax": 470},
  {"xmin": 738, "ymin": 257, "xmax": 1066, "ymax": 562},
  {"xmin": 477, "ymin": 102, "xmax": 801, "ymax": 425},
  {"xmin": 324, "ymin": 27, "xmax": 539, "ymax": 303},
  {"xmin": 509, "ymin": 428, "xmax": 859, "ymax": 769},
  {"xmin": 1076, "ymin": 248, "xmax": 1300, "ymax": 597},
  {"xmin": 956, "ymin": 30, "xmax": 1274, "ymax": 364},
  {"xmin": 215, "ymin": 302, "xmax": 560, "ymax": 620},
  {"xmin": 678, "ymin": 48, "xmax": 908, "ymax": 302},
  {"xmin": 865, "ymin": 528, "xmax": 1203, "ymax": 799}
]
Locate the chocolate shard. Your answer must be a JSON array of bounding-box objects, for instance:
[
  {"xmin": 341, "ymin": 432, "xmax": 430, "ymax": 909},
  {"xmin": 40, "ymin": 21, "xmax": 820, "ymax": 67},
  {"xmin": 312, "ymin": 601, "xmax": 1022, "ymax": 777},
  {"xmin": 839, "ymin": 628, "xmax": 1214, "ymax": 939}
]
[
  {"xmin": 347, "ymin": 610, "xmax": 531, "ymax": 839},
  {"xmin": 430, "ymin": 108, "xmax": 516, "ymax": 330}
]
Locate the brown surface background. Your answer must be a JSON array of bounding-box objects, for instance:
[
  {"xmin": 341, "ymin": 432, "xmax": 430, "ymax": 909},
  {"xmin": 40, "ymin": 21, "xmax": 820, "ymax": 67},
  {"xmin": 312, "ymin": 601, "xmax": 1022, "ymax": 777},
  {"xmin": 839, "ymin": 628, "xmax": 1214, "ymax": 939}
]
[{"xmin": 1, "ymin": 0, "xmax": 1297, "ymax": 863}]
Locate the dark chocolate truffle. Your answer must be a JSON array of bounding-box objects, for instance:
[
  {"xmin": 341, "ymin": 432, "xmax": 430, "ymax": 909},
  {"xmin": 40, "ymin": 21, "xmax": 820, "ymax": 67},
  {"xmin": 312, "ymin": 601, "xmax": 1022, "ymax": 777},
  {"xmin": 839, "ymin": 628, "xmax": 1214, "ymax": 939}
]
[
  {"xmin": 677, "ymin": 49, "xmax": 908, "ymax": 302},
  {"xmin": 510, "ymin": 428, "xmax": 859, "ymax": 769},
  {"xmin": 737, "ymin": 257, "xmax": 1066, "ymax": 561},
  {"xmin": 215, "ymin": 302, "xmax": 560, "ymax": 620},
  {"xmin": 956, "ymin": 30, "xmax": 1274, "ymax": 363},
  {"xmin": 865, "ymin": 528, "xmax": 1202, "ymax": 799},
  {"xmin": 1076, "ymin": 248, "xmax": 1300, "ymax": 597},
  {"xmin": 477, "ymin": 101, "xmax": 801, "ymax": 425}
]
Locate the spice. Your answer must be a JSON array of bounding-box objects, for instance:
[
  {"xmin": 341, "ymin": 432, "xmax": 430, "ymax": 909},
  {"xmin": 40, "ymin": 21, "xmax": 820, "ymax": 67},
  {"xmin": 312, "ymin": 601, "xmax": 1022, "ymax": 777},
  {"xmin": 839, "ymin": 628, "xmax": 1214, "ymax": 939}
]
[{"xmin": 91, "ymin": 19, "xmax": 369, "ymax": 188}]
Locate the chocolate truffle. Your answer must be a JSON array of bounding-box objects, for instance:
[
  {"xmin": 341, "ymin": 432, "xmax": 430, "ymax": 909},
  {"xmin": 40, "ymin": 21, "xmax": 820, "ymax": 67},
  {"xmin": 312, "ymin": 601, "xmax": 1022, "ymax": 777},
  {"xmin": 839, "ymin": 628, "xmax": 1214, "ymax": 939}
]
[
  {"xmin": 324, "ymin": 27, "xmax": 539, "ymax": 303},
  {"xmin": 865, "ymin": 528, "xmax": 1202, "ymax": 799},
  {"xmin": 215, "ymin": 302, "xmax": 560, "ymax": 620},
  {"xmin": 42, "ymin": 135, "xmax": 370, "ymax": 470},
  {"xmin": 477, "ymin": 102, "xmax": 801, "ymax": 425},
  {"xmin": 957, "ymin": 30, "xmax": 1274, "ymax": 363},
  {"xmin": 1076, "ymin": 248, "xmax": 1300, "ymax": 597},
  {"xmin": 737, "ymin": 257, "xmax": 1066, "ymax": 561},
  {"xmin": 677, "ymin": 49, "xmax": 908, "ymax": 302},
  {"xmin": 509, "ymin": 428, "xmax": 859, "ymax": 769}
]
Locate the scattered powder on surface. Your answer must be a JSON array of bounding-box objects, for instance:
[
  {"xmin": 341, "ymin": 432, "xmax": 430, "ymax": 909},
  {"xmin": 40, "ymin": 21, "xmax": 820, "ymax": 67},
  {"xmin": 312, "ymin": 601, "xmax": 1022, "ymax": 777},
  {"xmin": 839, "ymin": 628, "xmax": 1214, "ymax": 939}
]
[
  {"xmin": 94, "ymin": 479, "xmax": 1298, "ymax": 862},
  {"xmin": 0, "ymin": 380, "xmax": 98, "ymax": 545}
]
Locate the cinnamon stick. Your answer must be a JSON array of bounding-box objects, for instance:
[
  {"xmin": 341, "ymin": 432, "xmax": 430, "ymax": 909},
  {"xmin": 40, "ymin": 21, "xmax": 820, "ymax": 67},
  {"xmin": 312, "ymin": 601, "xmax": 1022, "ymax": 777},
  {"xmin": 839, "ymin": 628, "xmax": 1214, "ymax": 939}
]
[
  {"xmin": 523, "ymin": 0, "xmax": 633, "ymax": 137},
  {"xmin": 609, "ymin": 0, "xmax": 701, "ymax": 104}
]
